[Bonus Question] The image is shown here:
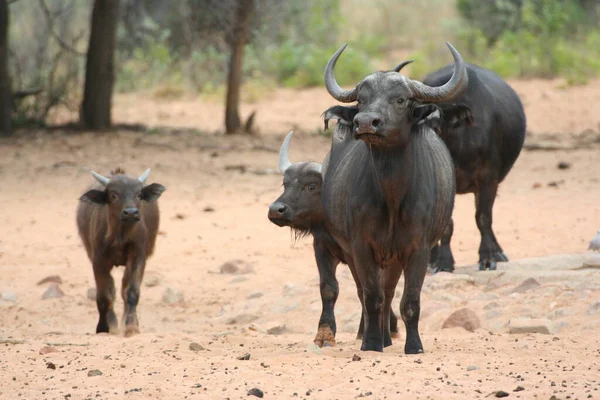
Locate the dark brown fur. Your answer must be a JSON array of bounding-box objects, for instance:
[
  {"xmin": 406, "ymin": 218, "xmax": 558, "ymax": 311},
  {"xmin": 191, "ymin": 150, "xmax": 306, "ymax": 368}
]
[{"xmin": 76, "ymin": 167, "xmax": 165, "ymax": 337}]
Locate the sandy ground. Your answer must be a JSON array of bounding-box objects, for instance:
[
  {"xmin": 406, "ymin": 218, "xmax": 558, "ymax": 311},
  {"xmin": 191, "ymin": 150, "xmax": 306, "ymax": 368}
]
[{"xmin": 1, "ymin": 77, "xmax": 600, "ymax": 400}]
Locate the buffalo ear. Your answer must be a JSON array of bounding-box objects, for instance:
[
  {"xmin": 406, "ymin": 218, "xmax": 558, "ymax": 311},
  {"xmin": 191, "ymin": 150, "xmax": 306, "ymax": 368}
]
[
  {"xmin": 411, "ymin": 104, "xmax": 442, "ymax": 130},
  {"xmin": 439, "ymin": 103, "xmax": 475, "ymax": 128},
  {"xmin": 323, "ymin": 105, "xmax": 359, "ymax": 130},
  {"xmin": 141, "ymin": 183, "xmax": 166, "ymax": 202},
  {"xmin": 80, "ymin": 189, "xmax": 108, "ymax": 205}
]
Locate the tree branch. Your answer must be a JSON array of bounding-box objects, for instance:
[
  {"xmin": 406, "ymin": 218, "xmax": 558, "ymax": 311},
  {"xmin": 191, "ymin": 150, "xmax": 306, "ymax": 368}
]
[{"xmin": 37, "ymin": 0, "xmax": 86, "ymax": 57}]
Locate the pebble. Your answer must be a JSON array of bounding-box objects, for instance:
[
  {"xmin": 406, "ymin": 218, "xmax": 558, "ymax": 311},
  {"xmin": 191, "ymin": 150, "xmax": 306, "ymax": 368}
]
[
  {"xmin": 466, "ymin": 365, "xmax": 479, "ymax": 371},
  {"xmin": 162, "ymin": 287, "xmax": 184, "ymax": 305},
  {"xmin": 494, "ymin": 391, "xmax": 509, "ymax": 398},
  {"xmin": 509, "ymin": 317, "xmax": 554, "ymax": 334},
  {"xmin": 352, "ymin": 354, "xmax": 361, "ymax": 361},
  {"xmin": 266, "ymin": 324, "xmax": 286, "ymax": 335},
  {"xmin": 511, "ymin": 278, "xmax": 540, "ymax": 294},
  {"xmin": 226, "ymin": 313, "xmax": 258, "ymax": 325},
  {"xmin": 247, "ymin": 388, "xmax": 264, "ymax": 398},
  {"xmin": 1, "ymin": 290, "xmax": 16, "ymax": 302},
  {"xmin": 189, "ymin": 342, "xmax": 205, "ymax": 351},
  {"xmin": 247, "ymin": 291, "xmax": 264, "ymax": 299},
  {"xmin": 144, "ymin": 275, "xmax": 161, "ymax": 287},
  {"xmin": 229, "ymin": 276, "xmax": 248, "ymax": 284},
  {"xmin": 87, "ymin": 369, "xmax": 103, "ymax": 377},
  {"xmin": 39, "ymin": 346, "xmax": 58, "ymax": 355},
  {"xmin": 219, "ymin": 260, "xmax": 254, "ymax": 275},
  {"xmin": 42, "ymin": 283, "xmax": 65, "ymax": 300}
]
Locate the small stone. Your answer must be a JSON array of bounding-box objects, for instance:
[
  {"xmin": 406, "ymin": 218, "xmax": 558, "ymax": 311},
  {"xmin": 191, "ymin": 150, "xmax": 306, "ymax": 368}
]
[
  {"xmin": 466, "ymin": 365, "xmax": 479, "ymax": 371},
  {"xmin": 230, "ymin": 276, "xmax": 248, "ymax": 284},
  {"xmin": 144, "ymin": 275, "xmax": 161, "ymax": 287},
  {"xmin": 514, "ymin": 386, "xmax": 525, "ymax": 392},
  {"xmin": 494, "ymin": 391, "xmax": 509, "ymax": 398},
  {"xmin": 247, "ymin": 291, "xmax": 264, "ymax": 299},
  {"xmin": 557, "ymin": 161, "xmax": 571, "ymax": 169},
  {"xmin": 39, "ymin": 346, "xmax": 58, "ymax": 355},
  {"xmin": 247, "ymin": 387, "xmax": 264, "ymax": 398},
  {"xmin": 46, "ymin": 362, "xmax": 56, "ymax": 370},
  {"xmin": 226, "ymin": 313, "xmax": 259, "ymax": 325},
  {"xmin": 266, "ymin": 324, "xmax": 286, "ymax": 335},
  {"xmin": 219, "ymin": 260, "xmax": 254, "ymax": 275},
  {"xmin": 237, "ymin": 353, "xmax": 251, "ymax": 360},
  {"xmin": 86, "ymin": 287, "xmax": 96, "ymax": 301},
  {"xmin": 189, "ymin": 342, "xmax": 204, "ymax": 352},
  {"xmin": 306, "ymin": 343, "xmax": 322, "ymax": 355},
  {"xmin": 471, "ymin": 293, "xmax": 500, "ymax": 301},
  {"xmin": 442, "ymin": 308, "xmax": 481, "ymax": 332},
  {"xmin": 587, "ymin": 300, "xmax": 600, "ymax": 315},
  {"xmin": 37, "ymin": 275, "xmax": 63, "ymax": 286},
  {"xmin": 87, "ymin": 369, "xmax": 102, "ymax": 377},
  {"xmin": 1, "ymin": 290, "xmax": 16, "ymax": 302},
  {"xmin": 203, "ymin": 206, "xmax": 215, "ymax": 212},
  {"xmin": 162, "ymin": 287, "xmax": 184, "ymax": 305},
  {"xmin": 352, "ymin": 354, "xmax": 361, "ymax": 361},
  {"xmin": 511, "ymin": 278, "xmax": 540, "ymax": 294},
  {"xmin": 42, "ymin": 283, "xmax": 65, "ymax": 300},
  {"xmin": 508, "ymin": 317, "xmax": 553, "ymax": 334}
]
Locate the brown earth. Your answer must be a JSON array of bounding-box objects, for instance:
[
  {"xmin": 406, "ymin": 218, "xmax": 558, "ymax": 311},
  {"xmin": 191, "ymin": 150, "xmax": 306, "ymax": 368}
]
[{"xmin": 1, "ymin": 77, "xmax": 600, "ymax": 400}]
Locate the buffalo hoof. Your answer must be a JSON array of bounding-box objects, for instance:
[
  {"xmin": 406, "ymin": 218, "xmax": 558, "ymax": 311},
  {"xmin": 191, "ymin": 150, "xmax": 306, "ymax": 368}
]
[
  {"xmin": 360, "ymin": 341, "xmax": 384, "ymax": 352},
  {"xmin": 432, "ymin": 263, "xmax": 454, "ymax": 274},
  {"xmin": 124, "ymin": 324, "xmax": 140, "ymax": 338},
  {"xmin": 478, "ymin": 259, "xmax": 497, "ymax": 271},
  {"xmin": 314, "ymin": 326, "xmax": 336, "ymax": 348},
  {"xmin": 492, "ymin": 251, "xmax": 509, "ymax": 262},
  {"xmin": 404, "ymin": 338, "xmax": 424, "ymax": 354}
]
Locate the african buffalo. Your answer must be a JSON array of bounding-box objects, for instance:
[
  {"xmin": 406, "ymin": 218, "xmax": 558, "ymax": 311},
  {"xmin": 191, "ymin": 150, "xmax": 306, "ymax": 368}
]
[
  {"xmin": 321, "ymin": 42, "xmax": 467, "ymax": 352},
  {"xmin": 77, "ymin": 167, "xmax": 165, "ymax": 336},
  {"xmin": 417, "ymin": 61, "xmax": 526, "ymax": 272},
  {"xmin": 267, "ymin": 131, "xmax": 399, "ymax": 347}
]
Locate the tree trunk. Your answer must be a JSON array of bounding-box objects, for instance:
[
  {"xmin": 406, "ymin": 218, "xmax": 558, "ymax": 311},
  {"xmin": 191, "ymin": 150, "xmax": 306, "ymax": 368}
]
[
  {"xmin": 225, "ymin": 0, "xmax": 254, "ymax": 134},
  {"xmin": 80, "ymin": 0, "xmax": 120, "ymax": 130},
  {"xmin": 0, "ymin": 0, "xmax": 11, "ymax": 137}
]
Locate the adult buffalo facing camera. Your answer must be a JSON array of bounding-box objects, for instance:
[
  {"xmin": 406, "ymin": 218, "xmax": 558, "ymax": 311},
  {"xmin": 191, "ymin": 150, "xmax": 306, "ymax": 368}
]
[
  {"xmin": 321, "ymin": 42, "xmax": 466, "ymax": 353},
  {"xmin": 77, "ymin": 167, "xmax": 165, "ymax": 337},
  {"xmin": 267, "ymin": 131, "xmax": 400, "ymax": 347}
]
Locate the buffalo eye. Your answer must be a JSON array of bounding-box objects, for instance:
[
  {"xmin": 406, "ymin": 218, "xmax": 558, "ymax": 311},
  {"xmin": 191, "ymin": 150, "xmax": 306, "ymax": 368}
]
[
  {"xmin": 396, "ymin": 98, "xmax": 405, "ymax": 105},
  {"xmin": 110, "ymin": 192, "xmax": 119, "ymax": 201},
  {"xmin": 307, "ymin": 183, "xmax": 317, "ymax": 192}
]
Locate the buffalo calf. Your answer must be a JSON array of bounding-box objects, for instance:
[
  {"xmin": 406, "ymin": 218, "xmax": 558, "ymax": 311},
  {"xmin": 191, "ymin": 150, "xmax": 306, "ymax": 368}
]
[{"xmin": 77, "ymin": 167, "xmax": 165, "ymax": 337}]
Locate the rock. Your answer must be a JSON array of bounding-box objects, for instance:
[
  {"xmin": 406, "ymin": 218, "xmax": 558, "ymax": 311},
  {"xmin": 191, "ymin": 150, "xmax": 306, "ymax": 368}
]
[
  {"xmin": 247, "ymin": 388, "xmax": 264, "ymax": 398},
  {"xmin": 483, "ymin": 301, "xmax": 501, "ymax": 310},
  {"xmin": 1, "ymin": 290, "xmax": 16, "ymax": 302},
  {"xmin": 42, "ymin": 283, "xmax": 65, "ymax": 300},
  {"xmin": 485, "ymin": 309, "xmax": 502, "ymax": 320},
  {"xmin": 508, "ymin": 318, "xmax": 553, "ymax": 334},
  {"xmin": 266, "ymin": 324, "xmax": 286, "ymax": 335},
  {"xmin": 488, "ymin": 320, "xmax": 507, "ymax": 332},
  {"xmin": 144, "ymin": 275, "xmax": 161, "ymax": 287},
  {"xmin": 306, "ymin": 343, "xmax": 322, "ymax": 355},
  {"xmin": 511, "ymin": 278, "xmax": 540, "ymax": 294},
  {"xmin": 247, "ymin": 291, "xmax": 264, "ymax": 299},
  {"xmin": 546, "ymin": 307, "xmax": 575, "ymax": 320},
  {"xmin": 494, "ymin": 391, "xmax": 509, "ymax": 398},
  {"xmin": 189, "ymin": 342, "xmax": 205, "ymax": 351},
  {"xmin": 514, "ymin": 386, "xmax": 525, "ymax": 392},
  {"xmin": 442, "ymin": 308, "xmax": 481, "ymax": 332},
  {"xmin": 471, "ymin": 293, "xmax": 500, "ymax": 301},
  {"xmin": 587, "ymin": 300, "xmax": 600, "ymax": 315},
  {"xmin": 352, "ymin": 354, "xmax": 361, "ymax": 361},
  {"xmin": 162, "ymin": 287, "xmax": 184, "ymax": 305},
  {"xmin": 219, "ymin": 260, "xmax": 254, "ymax": 275},
  {"xmin": 87, "ymin": 369, "xmax": 103, "ymax": 377},
  {"xmin": 426, "ymin": 274, "xmax": 476, "ymax": 290},
  {"xmin": 86, "ymin": 287, "xmax": 96, "ymax": 301},
  {"xmin": 557, "ymin": 161, "xmax": 571, "ymax": 170},
  {"xmin": 466, "ymin": 365, "xmax": 479, "ymax": 371},
  {"xmin": 39, "ymin": 346, "xmax": 58, "ymax": 355},
  {"xmin": 226, "ymin": 313, "xmax": 258, "ymax": 325},
  {"xmin": 46, "ymin": 362, "xmax": 56, "ymax": 370},
  {"xmin": 36, "ymin": 275, "xmax": 63, "ymax": 285},
  {"xmin": 237, "ymin": 353, "xmax": 251, "ymax": 360},
  {"xmin": 229, "ymin": 276, "xmax": 248, "ymax": 284}
]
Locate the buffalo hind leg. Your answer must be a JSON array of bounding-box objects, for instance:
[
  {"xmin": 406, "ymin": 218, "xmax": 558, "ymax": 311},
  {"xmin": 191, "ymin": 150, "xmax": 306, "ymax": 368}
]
[
  {"xmin": 401, "ymin": 249, "xmax": 428, "ymax": 354},
  {"xmin": 353, "ymin": 247, "xmax": 384, "ymax": 352},
  {"xmin": 122, "ymin": 254, "xmax": 146, "ymax": 337},
  {"xmin": 93, "ymin": 260, "xmax": 118, "ymax": 334},
  {"xmin": 431, "ymin": 219, "xmax": 455, "ymax": 273},
  {"xmin": 475, "ymin": 182, "xmax": 508, "ymax": 271},
  {"xmin": 313, "ymin": 239, "xmax": 339, "ymax": 347}
]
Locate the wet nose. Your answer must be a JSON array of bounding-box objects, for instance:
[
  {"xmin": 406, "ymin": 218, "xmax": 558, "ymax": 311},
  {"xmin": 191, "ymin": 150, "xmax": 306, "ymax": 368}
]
[
  {"xmin": 268, "ymin": 202, "xmax": 287, "ymax": 218},
  {"xmin": 121, "ymin": 207, "xmax": 140, "ymax": 221},
  {"xmin": 353, "ymin": 112, "xmax": 382, "ymax": 135}
]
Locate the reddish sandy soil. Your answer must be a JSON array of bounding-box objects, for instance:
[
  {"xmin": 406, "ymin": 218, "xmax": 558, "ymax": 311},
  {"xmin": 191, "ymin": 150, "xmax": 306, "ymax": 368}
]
[{"xmin": 1, "ymin": 77, "xmax": 600, "ymax": 400}]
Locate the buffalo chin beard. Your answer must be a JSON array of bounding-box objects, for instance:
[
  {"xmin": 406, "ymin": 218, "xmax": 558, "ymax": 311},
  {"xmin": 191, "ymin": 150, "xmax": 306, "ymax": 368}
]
[{"xmin": 290, "ymin": 227, "xmax": 311, "ymax": 244}]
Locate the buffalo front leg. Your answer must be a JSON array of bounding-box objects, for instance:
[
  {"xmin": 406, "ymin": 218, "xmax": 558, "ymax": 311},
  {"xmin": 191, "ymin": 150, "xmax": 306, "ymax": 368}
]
[
  {"xmin": 353, "ymin": 247, "xmax": 384, "ymax": 352},
  {"xmin": 92, "ymin": 258, "xmax": 118, "ymax": 334},
  {"xmin": 312, "ymin": 239, "xmax": 339, "ymax": 347},
  {"xmin": 382, "ymin": 265, "xmax": 403, "ymax": 348},
  {"xmin": 431, "ymin": 218, "xmax": 456, "ymax": 273},
  {"xmin": 475, "ymin": 182, "xmax": 508, "ymax": 271},
  {"xmin": 400, "ymin": 248, "xmax": 429, "ymax": 354},
  {"xmin": 122, "ymin": 253, "xmax": 146, "ymax": 337}
]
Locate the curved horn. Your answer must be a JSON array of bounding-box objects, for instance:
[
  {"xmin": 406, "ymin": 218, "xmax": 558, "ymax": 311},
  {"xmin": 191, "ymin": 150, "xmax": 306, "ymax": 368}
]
[
  {"xmin": 138, "ymin": 168, "xmax": 151, "ymax": 183},
  {"xmin": 324, "ymin": 44, "xmax": 358, "ymax": 103},
  {"xmin": 279, "ymin": 131, "xmax": 294, "ymax": 174},
  {"xmin": 407, "ymin": 42, "xmax": 468, "ymax": 103},
  {"xmin": 393, "ymin": 59, "xmax": 414, "ymax": 73},
  {"xmin": 91, "ymin": 170, "xmax": 110, "ymax": 186}
]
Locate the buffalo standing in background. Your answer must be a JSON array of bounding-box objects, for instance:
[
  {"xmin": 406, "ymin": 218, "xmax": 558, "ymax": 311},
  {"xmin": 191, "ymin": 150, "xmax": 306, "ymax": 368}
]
[{"xmin": 77, "ymin": 168, "xmax": 165, "ymax": 336}]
